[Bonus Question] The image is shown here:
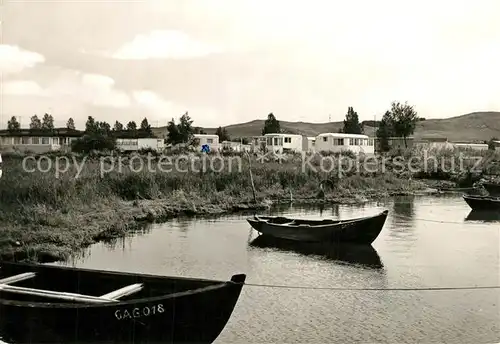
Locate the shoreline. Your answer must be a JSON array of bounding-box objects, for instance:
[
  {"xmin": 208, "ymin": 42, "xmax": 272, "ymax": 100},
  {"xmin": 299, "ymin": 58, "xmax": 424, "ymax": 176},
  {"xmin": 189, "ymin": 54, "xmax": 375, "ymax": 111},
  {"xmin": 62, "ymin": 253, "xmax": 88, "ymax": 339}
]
[
  {"xmin": 0, "ymin": 182, "xmax": 445, "ymax": 264},
  {"xmin": 1, "ymin": 149, "xmax": 498, "ymax": 264}
]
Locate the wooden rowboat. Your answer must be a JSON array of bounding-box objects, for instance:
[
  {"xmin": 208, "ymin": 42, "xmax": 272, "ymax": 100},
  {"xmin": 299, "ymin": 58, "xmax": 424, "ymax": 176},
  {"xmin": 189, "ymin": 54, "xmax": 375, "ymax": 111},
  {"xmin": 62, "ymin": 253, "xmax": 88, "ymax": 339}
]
[
  {"xmin": 247, "ymin": 210, "xmax": 388, "ymax": 244},
  {"xmin": 0, "ymin": 261, "xmax": 245, "ymax": 344},
  {"xmin": 482, "ymin": 182, "xmax": 500, "ymax": 197},
  {"xmin": 462, "ymin": 195, "xmax": 500, "ymax": 212}
]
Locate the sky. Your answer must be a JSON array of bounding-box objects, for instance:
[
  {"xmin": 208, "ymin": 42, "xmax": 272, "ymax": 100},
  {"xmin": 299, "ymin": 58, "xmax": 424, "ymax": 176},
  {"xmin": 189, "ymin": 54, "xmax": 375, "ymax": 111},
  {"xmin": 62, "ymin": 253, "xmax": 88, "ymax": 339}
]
[{"xmin": 1, "ymin": 0, "xmax": 499, "ymax": 129}]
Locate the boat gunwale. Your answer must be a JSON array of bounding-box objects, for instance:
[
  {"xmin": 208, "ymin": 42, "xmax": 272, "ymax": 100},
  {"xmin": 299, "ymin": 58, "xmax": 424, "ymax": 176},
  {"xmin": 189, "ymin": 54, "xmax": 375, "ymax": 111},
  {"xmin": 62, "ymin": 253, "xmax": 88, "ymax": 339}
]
[
  {"xmin": 0, "ymin": 262, "xmax": 245, "ymax": 308},
  {"xmin": 248, "ymin": 210, "xmax": 389, "ymax": 229}
]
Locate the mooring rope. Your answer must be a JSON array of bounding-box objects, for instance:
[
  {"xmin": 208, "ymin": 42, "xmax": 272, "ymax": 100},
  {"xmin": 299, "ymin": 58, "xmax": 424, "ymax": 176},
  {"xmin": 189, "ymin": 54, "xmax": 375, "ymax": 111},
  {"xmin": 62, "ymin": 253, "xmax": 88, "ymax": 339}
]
[
  {"xmin": 390, "ymin": 214, "xmax": 500, "ymax": 225},
  {"xmin": 243, "ymin": 283, "xmax": 500, "ymax": 291}
]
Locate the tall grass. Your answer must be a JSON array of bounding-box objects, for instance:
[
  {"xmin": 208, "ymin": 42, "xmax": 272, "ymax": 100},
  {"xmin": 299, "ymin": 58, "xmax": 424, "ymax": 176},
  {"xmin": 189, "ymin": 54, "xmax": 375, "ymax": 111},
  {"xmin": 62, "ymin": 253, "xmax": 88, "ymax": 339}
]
[
  {"xmin": 2, "ymin": 148, "xmax": 498, "ymax": 213},
  {"xmin": 1, "ymin": 148, "xmax": 498, "ymax": 260}
]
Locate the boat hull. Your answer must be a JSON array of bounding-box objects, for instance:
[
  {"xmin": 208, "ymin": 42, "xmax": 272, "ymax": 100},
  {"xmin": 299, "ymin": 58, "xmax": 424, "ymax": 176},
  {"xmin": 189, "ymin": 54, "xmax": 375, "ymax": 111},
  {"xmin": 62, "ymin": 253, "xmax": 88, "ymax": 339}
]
[
  {"xmin": 463, "ymin": 195, "xmax": 500, "ymax": 212},
  {"xmin": 247, "ymin": 210, "xmax": 388, "ymax": 244},
  {"xmin": 483, "ymin": 182, "xmax": 500, "ymax": 197},
  {"xmin": 0, "ymin": 262, "xmax": 245, "ymax": 344}
]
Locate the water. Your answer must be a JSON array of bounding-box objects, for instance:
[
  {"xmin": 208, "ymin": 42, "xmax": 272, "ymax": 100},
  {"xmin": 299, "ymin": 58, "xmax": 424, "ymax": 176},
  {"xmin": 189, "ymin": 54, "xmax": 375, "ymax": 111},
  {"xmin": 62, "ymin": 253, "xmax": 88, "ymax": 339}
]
[{"xmin": 55, "ymin": 194, "xmax": 500, "ymax": 343}]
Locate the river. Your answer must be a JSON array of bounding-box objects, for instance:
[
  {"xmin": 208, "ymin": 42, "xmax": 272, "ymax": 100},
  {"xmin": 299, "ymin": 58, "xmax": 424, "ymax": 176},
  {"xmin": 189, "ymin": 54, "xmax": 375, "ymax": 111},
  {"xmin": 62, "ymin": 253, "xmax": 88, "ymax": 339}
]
[{"xmin": 54, "ymin": 194, "xmax": 500, "ymax": 343}]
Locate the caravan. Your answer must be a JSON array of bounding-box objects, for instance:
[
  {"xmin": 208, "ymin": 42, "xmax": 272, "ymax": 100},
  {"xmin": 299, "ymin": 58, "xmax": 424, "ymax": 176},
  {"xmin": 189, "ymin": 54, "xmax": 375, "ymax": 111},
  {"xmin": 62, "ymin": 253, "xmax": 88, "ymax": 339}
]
[{"xmin": 264, "ymin": 133, "xmax": 307, "ymax": 153}]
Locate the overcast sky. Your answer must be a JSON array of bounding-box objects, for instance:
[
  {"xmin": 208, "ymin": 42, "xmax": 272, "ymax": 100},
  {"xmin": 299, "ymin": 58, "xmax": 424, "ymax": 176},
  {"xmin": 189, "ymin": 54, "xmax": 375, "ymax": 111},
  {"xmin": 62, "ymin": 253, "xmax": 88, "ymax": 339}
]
[{"xmin": 1, "ymin": 0, "xmax": 499, "ymax": 129}]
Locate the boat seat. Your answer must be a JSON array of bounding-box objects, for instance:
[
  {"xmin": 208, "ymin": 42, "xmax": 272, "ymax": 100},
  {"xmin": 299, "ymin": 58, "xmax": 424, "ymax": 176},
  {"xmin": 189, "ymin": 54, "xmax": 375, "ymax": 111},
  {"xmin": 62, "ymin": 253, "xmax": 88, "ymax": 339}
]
[{"xmin": 0, "ymin": 272, "xmax": 36, "ymax": 285}]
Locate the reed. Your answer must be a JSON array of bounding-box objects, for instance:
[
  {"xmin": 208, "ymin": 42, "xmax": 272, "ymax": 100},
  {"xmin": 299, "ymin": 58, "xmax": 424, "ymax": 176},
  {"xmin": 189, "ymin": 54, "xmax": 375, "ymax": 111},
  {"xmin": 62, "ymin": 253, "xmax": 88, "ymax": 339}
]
[{"xmin": 0, "ymin": 147, "xmax": 497, "ymax": 262}]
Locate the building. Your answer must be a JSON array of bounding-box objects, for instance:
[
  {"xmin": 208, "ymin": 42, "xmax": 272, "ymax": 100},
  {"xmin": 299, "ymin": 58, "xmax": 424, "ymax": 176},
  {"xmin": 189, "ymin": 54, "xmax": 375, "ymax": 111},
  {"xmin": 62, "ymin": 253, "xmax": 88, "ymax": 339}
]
[
  {"xmin": 264, "ymin": 133, "xmax": 308, "ymax": 153},
  {"xmin": 315, "ymin": 133, "xmax": 374, "ymax": 155},
  {"xmin": 0, "ymin": 129, "xmax": 84, "ymax": 154},
  {"xmin": 193, "ymin": 134, "xmax": 220, "ymax": 151},
  {"xmin": 115, "ymin": 138, "xmax": 165, "ymax": 152}
]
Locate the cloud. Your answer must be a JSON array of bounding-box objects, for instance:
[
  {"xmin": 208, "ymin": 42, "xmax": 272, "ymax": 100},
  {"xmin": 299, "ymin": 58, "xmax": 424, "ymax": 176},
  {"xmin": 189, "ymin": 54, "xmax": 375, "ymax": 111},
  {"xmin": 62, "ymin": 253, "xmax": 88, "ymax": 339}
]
[
  {"xmin": 108, "ymin": 30, "xmax": 223, "ymax": 60},
  {"xmin": 2, "ymin": 80, "xmax": 45, "ymax": 96},
  {"xmin": 0, "ymin": 45, "xmax": 45, "ymax": 74},
  {"xmin": 3, "ymin": 72, "xmax": 130, "ymax": 108},
  {"xmin": 131, "ymin": 90, "xmax": 220, "ymax": 126}
]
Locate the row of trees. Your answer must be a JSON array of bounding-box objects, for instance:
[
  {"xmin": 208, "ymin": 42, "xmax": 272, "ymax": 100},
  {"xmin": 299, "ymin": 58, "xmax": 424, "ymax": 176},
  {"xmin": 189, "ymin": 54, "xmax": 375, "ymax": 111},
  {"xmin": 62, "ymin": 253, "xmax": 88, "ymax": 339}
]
[
  {"xmin": 6, "ymin": 114, "xmax": 155, "ymax": 136},
  {"xmin": 7, "ymin": 114, "xmax": 58, "ymax": 131},
  {"xmin": 72, "ymin": 116, "xmax": 156, "ymax": 153}
]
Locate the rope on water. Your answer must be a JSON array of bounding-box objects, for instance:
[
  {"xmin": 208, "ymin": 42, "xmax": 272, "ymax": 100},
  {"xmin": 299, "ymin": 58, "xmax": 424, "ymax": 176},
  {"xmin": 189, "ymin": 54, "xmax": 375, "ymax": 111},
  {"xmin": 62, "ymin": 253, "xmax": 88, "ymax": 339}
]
[
  {"xmin": 243, "ymin": 283, "xmax": 500, "ymax": 291},
  {"xmin": 391, "ymin": 214, "xmax": 500, "ymax": 225}
]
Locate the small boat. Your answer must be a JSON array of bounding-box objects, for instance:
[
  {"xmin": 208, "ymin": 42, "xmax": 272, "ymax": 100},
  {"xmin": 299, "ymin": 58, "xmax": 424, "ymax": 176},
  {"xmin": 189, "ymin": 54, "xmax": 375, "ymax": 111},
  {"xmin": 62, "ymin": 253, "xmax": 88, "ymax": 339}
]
[
  {"xmin": 462, "ymin": 195, "xmax": 500, "ymax": 211},
  {"xmin": 482, "ymin": 182, "xmax": 500, "ymax": 196},
  {"xmin": 0, "ymin": 261, "xmax": 245, "ymax": 344},
  {"xmin": 247, "ymin": 210, "xmax": 388, "ymax": 245}
]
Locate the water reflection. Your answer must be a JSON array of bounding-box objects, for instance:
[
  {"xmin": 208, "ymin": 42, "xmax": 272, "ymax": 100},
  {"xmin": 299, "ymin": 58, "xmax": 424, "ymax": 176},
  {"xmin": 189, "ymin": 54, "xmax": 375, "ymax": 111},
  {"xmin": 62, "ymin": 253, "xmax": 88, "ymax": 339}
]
[
  {"xmin": 271, "ymin": 203, "xmax": 340, "ymax": 218},
  {"xmin": 387, "ymin": 196, "xmax": 416, "ymax": 244},
  {"xmin": 392, "ymin": 195, "xmax": 415, "ymax": 218},
  {"xmin": 249, "ymin": 236, "xmax": 383, "ymax": 269},
  {"xmin": 101, "ymin": 223, "xmax": 153, "ymax": 250},
  {"xmin": 465, "ymin": 210, "xmax": 500, "ymax": 222}
]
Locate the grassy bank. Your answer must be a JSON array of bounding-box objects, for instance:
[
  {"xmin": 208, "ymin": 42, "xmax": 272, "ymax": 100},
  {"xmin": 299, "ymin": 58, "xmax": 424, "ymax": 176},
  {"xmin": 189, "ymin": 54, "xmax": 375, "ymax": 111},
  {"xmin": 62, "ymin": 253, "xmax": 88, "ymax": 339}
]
[{"xmin": 0, "ymin": 147, "xmax": 498, "ymax": 262}]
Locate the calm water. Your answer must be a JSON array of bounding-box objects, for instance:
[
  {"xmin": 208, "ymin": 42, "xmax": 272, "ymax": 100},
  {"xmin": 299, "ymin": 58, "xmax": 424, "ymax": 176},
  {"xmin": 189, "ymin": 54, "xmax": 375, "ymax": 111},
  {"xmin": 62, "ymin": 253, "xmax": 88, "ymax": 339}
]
[{"xmin": 55, "ymin": 194, "xmax": 499, "ymax": 343}]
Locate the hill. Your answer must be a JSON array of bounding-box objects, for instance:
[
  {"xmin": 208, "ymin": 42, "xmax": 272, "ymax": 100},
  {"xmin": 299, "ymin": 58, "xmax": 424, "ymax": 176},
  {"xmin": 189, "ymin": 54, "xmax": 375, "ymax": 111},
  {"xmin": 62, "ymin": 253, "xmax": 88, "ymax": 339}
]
[{"xmin": 153, "ymin": 111, "xmax": 500, "ymax": 142}]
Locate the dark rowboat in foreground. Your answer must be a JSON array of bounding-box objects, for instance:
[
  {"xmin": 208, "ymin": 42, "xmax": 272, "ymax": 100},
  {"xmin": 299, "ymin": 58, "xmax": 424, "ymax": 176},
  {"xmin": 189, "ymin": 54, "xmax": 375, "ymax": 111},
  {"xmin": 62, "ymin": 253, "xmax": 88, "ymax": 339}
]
[
  {"xmin": 0, "ymin": 261, "xmax": 245, "ymax": 344},
  {"xmin": 247, "ymin": 210, "xmax": 388, "ymax": 245},
  {"xmin": 462, "ymin": 195, "xmax": 500, "ymax": 212},
  {"xmin": 482, "ymin": 182, "xmax": 500, "ymax": 197}
]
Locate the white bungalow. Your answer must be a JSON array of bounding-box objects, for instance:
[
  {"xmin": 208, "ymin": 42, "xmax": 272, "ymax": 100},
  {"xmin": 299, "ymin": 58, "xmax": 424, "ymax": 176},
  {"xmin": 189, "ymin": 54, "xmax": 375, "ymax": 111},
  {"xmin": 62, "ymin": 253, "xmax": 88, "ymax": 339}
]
[
  {"xmin": 264, "ymin": 133, "xmax": 308, "ymax": 153},
  {"xmin": 193, "ymin": 134, "xmax": 220, "ymax": 151},
  {"xmin": 314, "ymin": 133, "xmax": 375, "ymax": 155}
]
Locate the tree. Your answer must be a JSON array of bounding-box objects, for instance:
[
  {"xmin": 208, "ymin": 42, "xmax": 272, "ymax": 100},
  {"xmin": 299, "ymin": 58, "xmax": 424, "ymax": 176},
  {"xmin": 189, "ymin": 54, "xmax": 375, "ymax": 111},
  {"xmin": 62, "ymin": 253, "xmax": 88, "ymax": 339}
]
[
  {"xmin": 66, "ymin": 117, "xmax": 76, "ymax": 130},
  {"xmin": 376, "ymin": 111, "xmax": 393, "ymax": 152},
  {"xmin": 113, "ymin": 121, "xmax": 124, "ymax": 131},
  {"xmin": 178, "ymin": 112, "xmax": 194, "ymax": 143},
  {"xmin": 262, "ymin": 113, "xmax": 280, "ymax": 135},
  {"xmin": 85, "ymin": 116, "xmax": 99, "ymax": 133},
  {"xmin": 7, "ymin": 116, "xmax": 20, "ymax": 132},
  {"xmin": 193, "ymin": 127, "xmax": 206, "ymax": 134},
  {"xmin": 75, "ymin": 118, "xmax": 115, "ymax": 153},
  {"xmin": 389, "ymin": 101, "xmax": 419, "ymax": 148},
  {"xmin": 41, "ymin": 113, "xmax": 54, "ymax": 130},
  {"xmin": 126, "ymin": 121, "xmax": 137, "ymax": 131},
  {"xmin": 166, "ymin": 118, "xmax": 182, "ymax": 145},
  {"xmin": 97, "ymin": 121, "xmax": 111, "ymax": 134},
  {"xmin": 215, "ymin": 126, "xmax": 230, "ymax": 142},
  {"xmin": 140, "ymin": 117, "xmax": 153, "ymax": 137},
  {"xmin": 343, "ymin": 107, "xmax": 363, "ymax": 134},
  {"xmin": 29, "ymin": 115, "xmax": 42, "ymax": 129}
]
